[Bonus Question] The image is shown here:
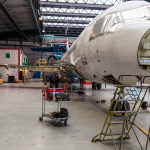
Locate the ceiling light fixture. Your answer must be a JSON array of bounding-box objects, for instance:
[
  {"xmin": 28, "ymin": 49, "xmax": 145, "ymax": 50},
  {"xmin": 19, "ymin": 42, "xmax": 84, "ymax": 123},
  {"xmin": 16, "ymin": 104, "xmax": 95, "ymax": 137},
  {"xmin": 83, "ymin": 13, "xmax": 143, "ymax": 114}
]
[{"xmin": 39, "ymin": 17, "xmax": 43, "ymax": 21}]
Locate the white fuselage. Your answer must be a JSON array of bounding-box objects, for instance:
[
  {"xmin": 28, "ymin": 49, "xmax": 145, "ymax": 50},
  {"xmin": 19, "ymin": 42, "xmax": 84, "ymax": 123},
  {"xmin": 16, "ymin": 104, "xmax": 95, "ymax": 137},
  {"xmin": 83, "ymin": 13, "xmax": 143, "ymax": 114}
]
[{"xmin": 62, "ymin": 1, "xmax": 150, "ymax": 85}]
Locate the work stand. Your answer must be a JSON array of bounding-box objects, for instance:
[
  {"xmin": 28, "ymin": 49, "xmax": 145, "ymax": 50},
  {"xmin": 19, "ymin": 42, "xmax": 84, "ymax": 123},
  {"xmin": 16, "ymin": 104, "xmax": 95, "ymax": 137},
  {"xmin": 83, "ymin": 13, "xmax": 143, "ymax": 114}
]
[
  {"xmin": 92, "ymin": 75, "xmax": 150, "ymax": 150},
  {"xmin": 75, "ymin": 89, "xmax": 85, "ymax": 101}
]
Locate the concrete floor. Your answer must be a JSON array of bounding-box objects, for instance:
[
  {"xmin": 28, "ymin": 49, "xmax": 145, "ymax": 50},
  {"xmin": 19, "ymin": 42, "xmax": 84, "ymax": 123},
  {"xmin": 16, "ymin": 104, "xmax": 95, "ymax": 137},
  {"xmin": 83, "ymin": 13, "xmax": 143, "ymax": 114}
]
[{"xmin": 0, "ymin": 83, "xmax": 149, "ymax": 150}]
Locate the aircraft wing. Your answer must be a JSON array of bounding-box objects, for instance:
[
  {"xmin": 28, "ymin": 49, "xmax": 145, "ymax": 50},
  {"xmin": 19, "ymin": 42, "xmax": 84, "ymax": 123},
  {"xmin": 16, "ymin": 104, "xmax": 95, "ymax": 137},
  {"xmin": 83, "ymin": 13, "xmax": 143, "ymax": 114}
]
[
  {"xmin": 0, "ymin": 63, "xmax": 85, "ymax": 79},
  {"xmin": 0, "ymin": 65, "xmax": 61, "ymax": 72}
]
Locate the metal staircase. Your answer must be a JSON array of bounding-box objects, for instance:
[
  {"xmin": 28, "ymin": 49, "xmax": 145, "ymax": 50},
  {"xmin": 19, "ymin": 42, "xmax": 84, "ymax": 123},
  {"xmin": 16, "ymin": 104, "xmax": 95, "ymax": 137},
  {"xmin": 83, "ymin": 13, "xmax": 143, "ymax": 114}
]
[
  {"xmin": 125, "ymin": 87, "xmax": 140, "ymax": 100},
  {"xmin": 92, "ymin": 84, "xmax": 150, "ymax": 150},
  {"xmin": 34, "ymin": 59, "xmax": 46, "ymax": 66}
]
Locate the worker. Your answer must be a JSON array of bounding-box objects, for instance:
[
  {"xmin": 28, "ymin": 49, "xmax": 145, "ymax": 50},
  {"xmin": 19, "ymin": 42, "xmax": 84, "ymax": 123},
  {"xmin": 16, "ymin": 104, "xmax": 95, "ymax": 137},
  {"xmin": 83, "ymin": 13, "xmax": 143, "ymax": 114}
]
[
  {"xmin": 63, "ymin": 76, "xmax": 67, "ymax": 83},
  {"xmin": 68, "ymin": 78, "xmax": 73, "ymax": 85},
  {"xmin": 80, "ymin": 79, "xmax": 84, "ymax": 88},
  {"xmin": 64, "ymin": 84, "xmax": 68, "ymax": 92},
  {"xmin": 60, "ymin": 75, "xmax": 63, "ymax": 83},
  {"xmin": 55, "ymin": 73, "xmax": 59, "ymax": 88},
  {"xmin": 49, "ymin": 75, "xmax": 52, "ymax": 85}
]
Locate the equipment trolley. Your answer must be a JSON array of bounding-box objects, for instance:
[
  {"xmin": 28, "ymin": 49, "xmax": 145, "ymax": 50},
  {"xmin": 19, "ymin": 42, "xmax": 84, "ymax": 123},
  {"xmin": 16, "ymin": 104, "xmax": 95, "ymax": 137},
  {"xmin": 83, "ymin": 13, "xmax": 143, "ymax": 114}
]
[{"xmin": 39, "ymin": 96, "xmax": 71, "ymax": 126}]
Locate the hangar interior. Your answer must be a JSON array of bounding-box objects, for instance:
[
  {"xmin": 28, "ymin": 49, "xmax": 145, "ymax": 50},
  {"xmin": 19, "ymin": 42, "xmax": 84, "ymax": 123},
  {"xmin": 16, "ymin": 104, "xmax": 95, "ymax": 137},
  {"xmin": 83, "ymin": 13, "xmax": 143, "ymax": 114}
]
[{"xmin": 0, "ymin": 0, "xmax": 150, "ymax": 150}]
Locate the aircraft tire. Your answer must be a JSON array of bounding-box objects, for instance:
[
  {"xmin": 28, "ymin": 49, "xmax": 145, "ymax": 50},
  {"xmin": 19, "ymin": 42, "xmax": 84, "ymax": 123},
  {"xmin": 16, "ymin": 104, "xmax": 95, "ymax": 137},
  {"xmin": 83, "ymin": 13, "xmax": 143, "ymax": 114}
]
[
  {"xmin": 92, "ymin": 82, "xmax": 97, "ymax": 89},
  {"xmin": 122, "ymin": 101, "xmax": 130, "ymax": 111},
  {"xmin": 97, "ymin": 83, "xmax": 101, "ymax": 90},
  {"xmin": 141, "ymin": 101, "xmax": 148, "ymax": 109}
]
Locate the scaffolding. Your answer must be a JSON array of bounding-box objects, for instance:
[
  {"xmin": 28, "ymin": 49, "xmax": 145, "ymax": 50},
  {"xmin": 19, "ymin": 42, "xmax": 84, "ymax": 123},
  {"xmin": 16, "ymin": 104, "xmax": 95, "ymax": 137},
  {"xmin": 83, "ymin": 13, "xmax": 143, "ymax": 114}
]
[{"xmin": 92, "ymin": 75, "xmax": 150, "ymax": 150}]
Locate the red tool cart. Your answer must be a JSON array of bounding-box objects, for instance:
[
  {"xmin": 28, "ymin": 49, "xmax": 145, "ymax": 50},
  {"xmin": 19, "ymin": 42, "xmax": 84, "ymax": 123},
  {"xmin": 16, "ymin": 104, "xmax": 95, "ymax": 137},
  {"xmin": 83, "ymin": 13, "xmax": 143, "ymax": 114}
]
[{"xmin": 39, "ymin": 88, "xmax": 71, "ymax": 126}]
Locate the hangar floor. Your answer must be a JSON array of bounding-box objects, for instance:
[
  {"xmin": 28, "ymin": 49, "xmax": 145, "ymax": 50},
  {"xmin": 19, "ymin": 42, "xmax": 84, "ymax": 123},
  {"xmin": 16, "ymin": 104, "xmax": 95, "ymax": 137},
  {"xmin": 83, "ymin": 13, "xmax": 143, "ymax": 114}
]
[{"xmin": 0, "ymin": 83, "xmax": 149, "ymax": 150}]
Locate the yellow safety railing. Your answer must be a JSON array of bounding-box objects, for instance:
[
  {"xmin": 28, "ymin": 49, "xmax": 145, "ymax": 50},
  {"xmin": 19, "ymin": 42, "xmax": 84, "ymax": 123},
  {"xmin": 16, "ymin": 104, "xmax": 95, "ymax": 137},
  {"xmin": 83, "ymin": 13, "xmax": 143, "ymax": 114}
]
[{"xmin": 34, "ymin": 59, "xmax": 46, "ymax": 66}]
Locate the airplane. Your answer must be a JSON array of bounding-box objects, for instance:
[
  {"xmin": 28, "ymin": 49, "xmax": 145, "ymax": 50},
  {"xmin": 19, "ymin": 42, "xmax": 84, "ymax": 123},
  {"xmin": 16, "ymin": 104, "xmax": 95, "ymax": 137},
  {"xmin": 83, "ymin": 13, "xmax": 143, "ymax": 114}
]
[{"xmin": 1, "ymin": 1, "xmax": 150, "ymax": 89}]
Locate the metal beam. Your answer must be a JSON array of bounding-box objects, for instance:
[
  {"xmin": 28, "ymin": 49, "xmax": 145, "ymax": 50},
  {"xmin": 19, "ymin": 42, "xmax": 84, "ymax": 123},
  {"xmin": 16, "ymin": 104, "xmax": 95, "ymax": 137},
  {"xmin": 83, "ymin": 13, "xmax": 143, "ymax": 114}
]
[
  {"xmin": 21, "ymin": 27, "xmax": 36, "ymax": 30},
  {"xmin": 44, "ymin": 33, "xmax": 79, "ymax": 37},
  {"xmin": 45, "ymin": 31, "xmax": 81, "ymax": 33},
  {"xmin": 45, "ymin": 29, "xmax": 83, "ymax": 35},
  {"xmin": 0, "ymin": 29, "xmax": 37, "ymax": 40},
  {"xmin": 30, "ymin": 0, "xmax": 41, "ymax": 36},
  {"xmin": 13, "ymin": 18, "xmax": 35, "ymax": 22},
  {"xmin": 13, "ymin": 16, "xmax": 36, "ymax": 20},
  {"xmin": 38, "ymin": 35, "xmax": 77, "ymax": 39},
  {"xmin": 44, "ymin": 25, "xmax": 85, "ymax": 28},
  {"xmin": 0, "ymin": 23, "xmax": 34, "ymax": 27},
  {"xmin": 5, "ymin": 4, "xmax": 30, "ymax": 8},
  {"xmin": 43, "ymin": 19, "xmax": 90, "ymax": 24},
  {"xmin": 10, "ymin": 12, "xmax": 35, "ymax": 15},
  {"xmin": 42, "ymin": 12, "xmax": 96, "ymax": 18},
  {"xmin": 0, "ymin": 29, "xmax": 15, "ymax": 32},
  {"xmin": 0, "ymin": 18, "xmax": 13, "ymax": 29},
  {"xmin": 45, "ymin": 26, "xmax": 83, "ymax": 30},
  {"xmin": 45, "ymin": 30, "xmax": 82, "ymax": 33},
  {"xmin": 0, "ymin": 1, "xmax": 28, "ymax": 41},
  {"xmin": 40, "ymin": 2, "xmax": 112, "ymax": 10}
]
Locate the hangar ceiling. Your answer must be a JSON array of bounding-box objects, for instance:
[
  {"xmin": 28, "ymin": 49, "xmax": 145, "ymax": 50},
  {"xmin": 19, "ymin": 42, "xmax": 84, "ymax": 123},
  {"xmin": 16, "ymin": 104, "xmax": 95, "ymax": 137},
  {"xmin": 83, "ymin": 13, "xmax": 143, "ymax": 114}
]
[
  {"xmin": 0, "ymin": 0, "xmax": 125, "ymax": 40},
  {"xmin": 40, "ymin": 0, "xmax": 124, "ymax": 37},
  {"xmin": 0, "ymin": 0, "xmax": 40, "ymax": 41}
]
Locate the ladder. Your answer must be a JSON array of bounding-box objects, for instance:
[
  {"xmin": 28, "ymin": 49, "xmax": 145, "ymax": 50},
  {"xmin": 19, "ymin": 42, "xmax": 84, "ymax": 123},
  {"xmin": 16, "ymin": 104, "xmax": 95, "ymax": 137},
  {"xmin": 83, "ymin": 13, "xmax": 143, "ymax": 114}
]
[
  {"xmin": 125, "ymin": 87, "xmax": 140, "ymax": 100},
  {"xmin": 34, "ymin": 59, "xmax": 46, "ymax": 66},
  {"xmin": 92, "ymin": 85, "xmax": 150, "ymax": 150}
]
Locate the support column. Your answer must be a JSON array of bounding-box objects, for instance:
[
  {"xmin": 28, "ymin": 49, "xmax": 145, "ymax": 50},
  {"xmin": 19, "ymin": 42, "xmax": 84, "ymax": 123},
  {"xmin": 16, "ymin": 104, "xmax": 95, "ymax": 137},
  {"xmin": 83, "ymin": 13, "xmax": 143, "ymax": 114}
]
[
  {"xmin": 40, "ymin": 50, "xmax": 42, "ymax": 59},
  {"xmin": 40, "ymin": 50, "xmax": 43, "ymax": 81}
]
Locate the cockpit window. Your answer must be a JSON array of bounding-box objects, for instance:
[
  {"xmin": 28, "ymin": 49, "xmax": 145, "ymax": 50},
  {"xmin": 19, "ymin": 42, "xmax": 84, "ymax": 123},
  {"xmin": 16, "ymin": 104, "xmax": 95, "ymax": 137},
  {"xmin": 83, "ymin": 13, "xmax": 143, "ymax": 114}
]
[
  {"xmin": 104, "ymin": 12, "xmax": 122, "ymax": 32},
  {"xmin": 89, "ymin": 17, "xmax": 106, "ymax": 41},
  {"xmin": 89, "ymin": 12, "xmax": 122, "ymax": 41},
  {"xmin": 122, "ymin": 5, "xmax": 150, "ymax": 21}
]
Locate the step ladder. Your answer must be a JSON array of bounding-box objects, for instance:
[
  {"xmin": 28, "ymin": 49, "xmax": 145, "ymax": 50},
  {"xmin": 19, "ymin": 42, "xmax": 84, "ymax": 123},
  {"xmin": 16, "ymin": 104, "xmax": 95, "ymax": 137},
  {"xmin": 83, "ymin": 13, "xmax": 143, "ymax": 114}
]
[
  {"xmin": 125, "ymin": 87, "xmax": 140, "ymax": 100},
  {"xmin": 92, "ymin": 85, "xmax": 150, "ymax": 150}
]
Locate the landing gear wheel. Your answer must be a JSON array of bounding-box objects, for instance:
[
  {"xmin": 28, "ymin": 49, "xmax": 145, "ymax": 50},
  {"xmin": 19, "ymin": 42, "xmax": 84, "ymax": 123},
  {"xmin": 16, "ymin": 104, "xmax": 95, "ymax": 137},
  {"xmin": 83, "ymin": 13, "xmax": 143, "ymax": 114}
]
[
  {"xmin": 64, "ymin": 120, "xmax": 67, "ymax": 126},
  {"xmin": 92, "ymin": 82, "xmax": 97, "ymax": 89},
  {"xmin": 39, "ymin": 117, "xmax": 43, "ymax": 121},
  {"xmin": 97, "ymin": 83, "xmax": 101, "ymax": 90},
  {"xmin": 141, "ymin": 101, "xmax": 148, "ymax": 109}
]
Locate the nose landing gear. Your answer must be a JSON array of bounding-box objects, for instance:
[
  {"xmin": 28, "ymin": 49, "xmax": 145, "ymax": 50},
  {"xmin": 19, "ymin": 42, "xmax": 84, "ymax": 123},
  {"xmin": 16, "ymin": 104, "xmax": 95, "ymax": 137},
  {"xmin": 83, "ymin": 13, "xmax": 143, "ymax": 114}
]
[
  {"xmin": 92, "ymin": 82, "xmax": 101, "ymax": 90},
  {"xmin": 141, "ymin": 101, "xmax": 150, "ymax": 109}
]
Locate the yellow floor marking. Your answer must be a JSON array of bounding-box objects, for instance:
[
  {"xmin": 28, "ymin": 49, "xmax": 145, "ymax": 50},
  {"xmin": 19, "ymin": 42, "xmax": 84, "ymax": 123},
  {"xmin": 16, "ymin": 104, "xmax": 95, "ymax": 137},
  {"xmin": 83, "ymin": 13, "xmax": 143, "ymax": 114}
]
[
  {"xmin": 135, "ymin": 124, "xmax": 150, "ymax": 135},
  {"xmin": 105, "ymin": 91, "xmax": 113, "ymax": 94},
  {"xmin": 84, "ymin": 93, "xmax": 150, "ymax": 136},
  {"xmin": 84, "ymin": 93, "xmax": 109, "ymax": 109}
]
